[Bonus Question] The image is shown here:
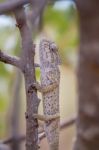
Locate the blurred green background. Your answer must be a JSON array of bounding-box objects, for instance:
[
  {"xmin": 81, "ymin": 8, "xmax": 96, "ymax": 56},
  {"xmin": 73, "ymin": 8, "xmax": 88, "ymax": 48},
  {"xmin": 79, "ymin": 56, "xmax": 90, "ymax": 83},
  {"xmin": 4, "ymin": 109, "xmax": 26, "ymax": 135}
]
[{"xmin": 0, "ymin": 1, "xmax": 78, "ymax": 150}]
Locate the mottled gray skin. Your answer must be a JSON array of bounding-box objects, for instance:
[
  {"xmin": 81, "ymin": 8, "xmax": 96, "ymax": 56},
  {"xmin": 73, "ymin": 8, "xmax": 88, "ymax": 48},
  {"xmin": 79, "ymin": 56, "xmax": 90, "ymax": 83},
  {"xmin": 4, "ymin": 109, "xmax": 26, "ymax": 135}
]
[{"xmin": 39, "ymin": 38, "xmax": 60, "ymax": 150}]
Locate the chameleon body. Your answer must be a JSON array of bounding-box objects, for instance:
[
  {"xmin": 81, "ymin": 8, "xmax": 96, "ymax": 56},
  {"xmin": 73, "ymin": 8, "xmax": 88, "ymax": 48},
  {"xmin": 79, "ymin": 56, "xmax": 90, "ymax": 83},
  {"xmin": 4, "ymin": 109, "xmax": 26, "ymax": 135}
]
[{"xmin": 33, "ymin": 38, "xmax": 60, "ymax": 150}]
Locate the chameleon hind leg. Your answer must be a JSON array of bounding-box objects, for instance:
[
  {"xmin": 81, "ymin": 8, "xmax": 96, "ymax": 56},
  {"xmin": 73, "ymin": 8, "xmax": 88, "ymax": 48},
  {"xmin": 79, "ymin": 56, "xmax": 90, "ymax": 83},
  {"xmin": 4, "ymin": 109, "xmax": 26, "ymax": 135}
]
[
  {"xmin": 30, "ymin": 82, "xmax": 60, "ymax": 121},
  {"xmin": 33, "ymin": 113, "xmax": 60, "ymax": 121}
]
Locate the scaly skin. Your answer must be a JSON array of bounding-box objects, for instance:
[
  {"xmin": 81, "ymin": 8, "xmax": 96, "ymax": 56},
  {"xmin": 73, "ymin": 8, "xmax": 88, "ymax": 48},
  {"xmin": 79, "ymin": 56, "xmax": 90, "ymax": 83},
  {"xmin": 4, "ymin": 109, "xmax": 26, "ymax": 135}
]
[
  {"xmin": 32, "ymin": 38, "xmax": 60, "ymax": 150},
  {"xmin": 39, "ymin": 38, "xmax": 60, "ymax": 150}
]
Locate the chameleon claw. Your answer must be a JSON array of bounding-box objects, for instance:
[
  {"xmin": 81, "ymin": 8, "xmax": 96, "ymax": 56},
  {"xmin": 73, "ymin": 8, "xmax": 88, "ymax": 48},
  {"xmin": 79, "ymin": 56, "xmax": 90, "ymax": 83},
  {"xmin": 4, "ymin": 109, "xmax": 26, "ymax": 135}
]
[
  {"xmin": 30, "ymin": 82, "xmax": 42, "ymax": 92},
  {"xmin": 27, "ymin": 82, "xmax": 38, "ymax": 93}
]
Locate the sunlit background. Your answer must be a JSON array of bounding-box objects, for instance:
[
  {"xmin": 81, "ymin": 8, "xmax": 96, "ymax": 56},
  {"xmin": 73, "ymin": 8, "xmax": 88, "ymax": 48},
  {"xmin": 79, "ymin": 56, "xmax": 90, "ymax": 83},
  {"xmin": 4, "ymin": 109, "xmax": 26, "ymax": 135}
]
[{"xmin": 0, "ymin": 1, "xmax": 78, "ymax": 150}]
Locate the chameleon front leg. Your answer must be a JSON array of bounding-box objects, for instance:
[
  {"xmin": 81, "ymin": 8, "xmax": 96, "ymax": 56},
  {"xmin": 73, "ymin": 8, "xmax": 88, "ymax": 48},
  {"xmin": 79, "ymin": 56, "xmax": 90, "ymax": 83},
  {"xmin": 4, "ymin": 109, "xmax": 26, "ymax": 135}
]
[
  {"xmin": 28, "ymin": 81, "xmax": 58, "ymax": 93},
  {"xmin": 33, "ymin": 113, "xmax": 60, "ymax": 122},
  {"xmin": 28, "ymin": 82, "xmax": 60, "ymax": 121}
]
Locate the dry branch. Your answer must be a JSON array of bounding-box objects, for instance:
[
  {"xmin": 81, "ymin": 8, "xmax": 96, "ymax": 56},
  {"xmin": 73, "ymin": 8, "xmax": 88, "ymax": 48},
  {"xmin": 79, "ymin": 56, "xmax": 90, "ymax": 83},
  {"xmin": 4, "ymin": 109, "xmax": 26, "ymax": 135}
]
[
  {"xmin": 0, "ymin": 50, "xmax": 40, "ymax": 69},
  {"xmin": 0, "ymin": 0, "xmax": 28, "ymax": 15},
  {"xmin": 0, "ymin": 0, "xmax": 73, "ymax": 15},
  {"xmin": 13, "ymin": 3, "xmax": 40, "ymax": 150},
  {"xmin": 2, "ymin": 115, "xmax": 76, "ymax": 144},
  {"xmin": 29, "ymin": 0, "xmax": 47, "ymax": 26},
  {"xmin": 0, "ymin": 50, "xmax": 20, "ymax": 68},
  {"xmin": 1, "ymin": 135, "xmax": 25, "ymax": 145},
  {"xmin": 0, "ymin": 0, "xmax": 47, "ymax": 15}
]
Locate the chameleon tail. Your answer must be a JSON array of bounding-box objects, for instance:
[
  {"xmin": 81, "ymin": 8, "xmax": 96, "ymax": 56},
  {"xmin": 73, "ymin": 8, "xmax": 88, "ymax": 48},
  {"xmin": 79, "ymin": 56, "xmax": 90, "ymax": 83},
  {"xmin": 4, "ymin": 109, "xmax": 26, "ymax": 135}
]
[{"xmin": 45, "ymin": 119, "xmax": 60, "ymax": 150}]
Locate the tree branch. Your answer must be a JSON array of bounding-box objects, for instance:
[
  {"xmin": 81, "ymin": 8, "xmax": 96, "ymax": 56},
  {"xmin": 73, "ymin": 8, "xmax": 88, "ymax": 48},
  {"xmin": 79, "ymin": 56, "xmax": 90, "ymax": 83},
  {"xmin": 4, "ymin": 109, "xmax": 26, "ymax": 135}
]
[
  {"xmin": 1, "ymin": 135, "xmax": 25, "ymax": 145},
  {"xmin": 29, "ymin": 0, "xmax": 47, "ymax": 27},
  {"xmin": 0, "ymin": 0, "xmax": 75, "ymax": 15},
  {"xmin": 0, "ymin": 0, "xmax": 28, "ymax": 15},
  {"xmin": 0, "ymin": 50, "xmax": 40, "ymax": 69},
  {"xmin": 13, "ymin": 2, "xmax": 40, "ymax": 149},
  {"xmin": 0, "ymin": 50, "xmax": 20, "ymax": 68},
  {"xmin": 0, "ymin": 0, "xmax": 46, "ymax": 15},
  {"xmin": 1, "ymin": 115, "xmax": 76, "ymax": 144}
]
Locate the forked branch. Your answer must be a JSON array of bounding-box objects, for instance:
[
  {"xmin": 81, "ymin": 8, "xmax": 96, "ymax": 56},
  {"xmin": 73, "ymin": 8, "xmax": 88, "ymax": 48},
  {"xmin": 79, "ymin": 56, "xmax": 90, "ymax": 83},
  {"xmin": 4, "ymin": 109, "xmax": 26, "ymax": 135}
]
[{"xmin": 0, "ymin": 50, "xmax": 40, "ymax": 69}]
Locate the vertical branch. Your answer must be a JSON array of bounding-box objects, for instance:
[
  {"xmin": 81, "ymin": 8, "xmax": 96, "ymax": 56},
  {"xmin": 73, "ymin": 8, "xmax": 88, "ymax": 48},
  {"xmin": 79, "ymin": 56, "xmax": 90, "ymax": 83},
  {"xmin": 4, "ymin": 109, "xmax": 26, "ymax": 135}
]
[
  {"xmin": 74, "ymin": 0, "xmax": 99, "ymax": 150},
  {"xmin": 27, "ymin": 0, "xmax": 47, "ymax": 33},
  {"xmin": 6, "ymin": 1, "xmax": 40, "ymax": 149},
  {"xmin": 10, "ymin": 70, "xmax": 22, "ymax": 150},
  {"xmin": 14, "ymin": 7, "xmax": 39, "ymax": 150}
]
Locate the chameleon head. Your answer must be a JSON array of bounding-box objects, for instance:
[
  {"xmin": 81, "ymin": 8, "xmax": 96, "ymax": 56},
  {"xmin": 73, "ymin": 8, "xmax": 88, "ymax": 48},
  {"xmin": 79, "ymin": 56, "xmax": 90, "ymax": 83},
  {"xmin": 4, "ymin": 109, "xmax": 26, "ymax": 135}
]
[{"xmin": 39, "ymin": 38, "xmax": 61, "ymax": 66}]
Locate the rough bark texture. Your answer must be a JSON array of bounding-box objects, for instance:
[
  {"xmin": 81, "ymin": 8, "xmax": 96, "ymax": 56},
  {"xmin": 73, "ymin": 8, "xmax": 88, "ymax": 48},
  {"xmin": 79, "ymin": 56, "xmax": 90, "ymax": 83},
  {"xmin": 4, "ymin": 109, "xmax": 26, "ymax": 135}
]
[
  {"xmin": 74, "ymin": 0, "xmax": 99, "ymax": 150},
  {"xmin": 13, "ymin": 5, "xmax": 39, "ymax": 150}
]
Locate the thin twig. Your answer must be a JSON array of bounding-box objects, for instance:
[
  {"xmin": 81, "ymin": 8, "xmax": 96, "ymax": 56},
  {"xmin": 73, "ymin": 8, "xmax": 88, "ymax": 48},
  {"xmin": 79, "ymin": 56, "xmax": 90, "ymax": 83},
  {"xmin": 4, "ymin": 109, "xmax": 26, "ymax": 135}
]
[
  {"xmin": 60, "ymin": 114, "xmax": 76, "ymax": 130},
  {"xmin": 0, "ymin": 50, "xmax": 39, "ymax": 68},
  {"xmin": 9, "ymin": 71, "xmax": 22, "ymax": 150},
  {"xmin": 1, "ymin": 135, "xmax": 25, "ymax": 145},
  {"xmin": 29, "ymin": 0, "xmax": 47, "ymax": 26},
  {"xmin": 0, "ymin": 50, "xmax": 20, "ymax": 68}
]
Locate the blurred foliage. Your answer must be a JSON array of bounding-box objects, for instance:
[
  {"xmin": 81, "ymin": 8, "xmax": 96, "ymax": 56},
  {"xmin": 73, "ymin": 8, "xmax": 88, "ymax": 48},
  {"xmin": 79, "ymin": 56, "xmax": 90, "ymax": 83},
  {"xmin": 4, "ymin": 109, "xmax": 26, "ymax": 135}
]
[
  {"xmin": 35, "ymin": 68, "xmax": 41, "ymax": 81},
  {"xmin": 0, "ymin": 2, "xmax": 77, "ymax": 139},
  {"xmin": 0, "ymin": 95, "xmax": 8, "ymax": 111},
  {"xmin": 0, "ymin": 63, "xmax": 10, "ymax": 77},
  {"xmin": 43, "ymin": 4, "xmax": 78, "ymax": 65}
]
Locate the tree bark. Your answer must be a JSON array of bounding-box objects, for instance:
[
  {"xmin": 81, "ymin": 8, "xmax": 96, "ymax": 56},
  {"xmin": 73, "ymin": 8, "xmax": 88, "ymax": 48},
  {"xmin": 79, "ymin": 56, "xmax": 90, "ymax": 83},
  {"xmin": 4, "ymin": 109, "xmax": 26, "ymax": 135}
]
[
  {"xmin": 13, "ymin": 5, "xmax": 39, "ymax": 150},
  {"xmin": 74, "ymin": 0, "xmax": 99, "ymax": 150}
]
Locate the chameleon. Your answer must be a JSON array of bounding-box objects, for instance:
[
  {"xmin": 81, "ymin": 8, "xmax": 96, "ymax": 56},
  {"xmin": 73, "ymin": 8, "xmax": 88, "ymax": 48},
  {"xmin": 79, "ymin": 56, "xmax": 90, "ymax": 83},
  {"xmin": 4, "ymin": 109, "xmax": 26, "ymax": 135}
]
[{"xmin": 30, "ymin": 38, "xmax": 61, "ymax": 150}]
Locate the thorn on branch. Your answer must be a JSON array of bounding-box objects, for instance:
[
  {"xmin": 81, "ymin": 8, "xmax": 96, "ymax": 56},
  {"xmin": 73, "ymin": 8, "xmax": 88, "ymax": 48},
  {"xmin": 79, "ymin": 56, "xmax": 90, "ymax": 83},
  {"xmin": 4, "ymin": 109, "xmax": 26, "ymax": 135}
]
[
  {"xmin": 16, "ymin": 23, "xmax": 23, "ymax": 29},
  {"xmin": 27, "ymin": 83, "xmax": 37, "ymax": 93},
  {"xmin": 25, "ymin": 112, "xmax": 39, "ymax": 127}
]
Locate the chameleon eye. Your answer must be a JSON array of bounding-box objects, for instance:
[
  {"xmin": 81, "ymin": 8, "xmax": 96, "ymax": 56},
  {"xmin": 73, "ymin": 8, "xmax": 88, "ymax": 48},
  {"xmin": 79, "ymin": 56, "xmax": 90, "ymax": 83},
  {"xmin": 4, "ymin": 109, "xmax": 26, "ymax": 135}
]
[{"xmin": 50, "ymin": 43, "xmax": 57, "ymax": 51}]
